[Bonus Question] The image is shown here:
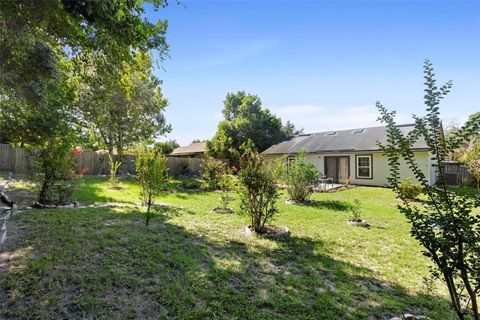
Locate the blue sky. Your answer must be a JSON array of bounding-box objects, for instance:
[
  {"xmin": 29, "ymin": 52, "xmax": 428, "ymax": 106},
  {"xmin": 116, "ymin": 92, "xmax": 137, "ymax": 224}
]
[{"xmin": 145, "ymin": 1, "xmax": 480, "ymax": 146}]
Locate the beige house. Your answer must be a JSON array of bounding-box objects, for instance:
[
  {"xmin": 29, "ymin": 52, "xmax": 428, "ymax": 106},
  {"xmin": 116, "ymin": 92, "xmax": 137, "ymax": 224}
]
[
  {"xmin": 262, "ymin": 124, "xmax": 437, "ymax": 187},
  {"xmin": 170, "ymin": 141, "xmax": 207, "ymax": 159}
]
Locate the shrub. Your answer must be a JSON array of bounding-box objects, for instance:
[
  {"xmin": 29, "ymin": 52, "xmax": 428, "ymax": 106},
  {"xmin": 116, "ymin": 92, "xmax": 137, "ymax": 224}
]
[
  {"xmin": 179, "ymin": 178, "xmax": 202, "ymax": 190},
  {"xmin": 218, "ymin": 173, "xmax": 236, "ymax": 210},
  {"xmin": 33, "ymin": 135, "xmax": 79, "ymax": 205},
  {"xmin": 238, "ymin": 148, "xmax": 280, "ymax": 233},
  {"xmin": 136, "ymin": 147, "xmax": 169, "ymax": 226},
  {"xmin": 349, "ymin": 199, "xmax": 362, "ymax": 221},
  {"xmin": 201, "ymin": 157, "xmax": 226, "ymax": 190},
  {"xmin": 377, "ymin": 60, "xmax": 480, "ymax": 320},
  {"xmin": 397, "ymin": 177, "xmax": 423, "ymax": 200},
  {"xmin": 460, "ymin": 140, "xmax": 480, "ymax": 192},
  {"xmin": 285, "ymin": 151, "xmax": 320, "ymax": 202},
  {"xmin": 178, "ymin": 158, "xmax": 192, "ymax": 176},
  {"xmin": 107, "ymin": 154, "xmax": 122, "ymax": 188}
]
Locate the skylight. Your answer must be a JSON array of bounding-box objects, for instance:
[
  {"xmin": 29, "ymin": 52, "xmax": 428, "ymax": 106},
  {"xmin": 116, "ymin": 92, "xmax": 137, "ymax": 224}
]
[
  {"xmin": 325, "ymin": 131, "xmax": 337, "ymax": 136},
  {"xmin": 352, "ymin": 129, "xmax": 365, "ymax": 134}
]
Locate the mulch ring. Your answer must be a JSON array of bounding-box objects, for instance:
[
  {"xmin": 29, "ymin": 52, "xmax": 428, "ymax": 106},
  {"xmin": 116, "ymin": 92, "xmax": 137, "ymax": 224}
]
[
  {"xmin": 347, "ymin": 219, "xmax": 370, "ymax": 228},
  {"xmin": 212, "ymin": 207, "xmax": 234, "ymax": 214},
  {"xmin": 244, "ymin": 225, "xmax": 290, "ymax": 238}
]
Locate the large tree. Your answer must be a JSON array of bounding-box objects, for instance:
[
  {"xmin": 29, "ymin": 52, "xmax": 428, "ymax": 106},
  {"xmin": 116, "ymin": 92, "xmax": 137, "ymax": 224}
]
[
  {"xmin": 75, "ymin": 51, "xmax": 171, "ymax": 158},
  {"xmin": 0, "ymin": 0, "xmax": 168, "ymax": 103},
  {"xmin": 206, "ymin": 91, "xmax": 299, "ymax": 161}
]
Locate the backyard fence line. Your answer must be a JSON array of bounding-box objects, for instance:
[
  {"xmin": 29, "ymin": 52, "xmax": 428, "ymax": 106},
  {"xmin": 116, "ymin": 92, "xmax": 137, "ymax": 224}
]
[{"xmin": 0, "ymin": 144, "xmax": 221, "ymax": 176}]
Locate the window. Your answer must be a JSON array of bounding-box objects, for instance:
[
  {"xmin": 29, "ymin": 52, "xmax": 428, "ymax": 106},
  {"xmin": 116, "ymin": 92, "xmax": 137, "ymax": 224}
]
[{"xmin": 356, "ymin": 155, "xmax": 372, "ymax": 179}]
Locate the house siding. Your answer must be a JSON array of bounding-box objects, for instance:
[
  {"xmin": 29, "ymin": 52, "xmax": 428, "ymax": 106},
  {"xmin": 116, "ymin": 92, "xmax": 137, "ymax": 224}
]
[{"xmin": 264, "ymin": 151, "xmax": 433, "ymax": 186}]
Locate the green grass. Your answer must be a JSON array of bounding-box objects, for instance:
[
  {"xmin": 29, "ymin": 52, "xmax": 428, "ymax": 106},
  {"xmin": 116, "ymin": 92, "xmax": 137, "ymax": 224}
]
[{"xmin": 1, "ymin": 176, "xmax": 469, "ymax": 319}]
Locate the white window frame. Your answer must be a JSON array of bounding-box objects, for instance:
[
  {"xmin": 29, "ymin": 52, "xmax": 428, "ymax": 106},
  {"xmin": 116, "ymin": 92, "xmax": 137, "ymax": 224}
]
[{"xmin": 356, "ymin": 155, "xmax": 372, "ymax": 179}]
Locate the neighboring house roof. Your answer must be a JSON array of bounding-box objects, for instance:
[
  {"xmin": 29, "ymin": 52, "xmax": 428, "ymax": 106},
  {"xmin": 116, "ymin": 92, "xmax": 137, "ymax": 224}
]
[
  {"xmin": 262, "ymin": 124, "xmax": 429, "ymax": 155},
  {"xmin": 170, "ymin": 142, "xmax": 207, "ymax": 156}
]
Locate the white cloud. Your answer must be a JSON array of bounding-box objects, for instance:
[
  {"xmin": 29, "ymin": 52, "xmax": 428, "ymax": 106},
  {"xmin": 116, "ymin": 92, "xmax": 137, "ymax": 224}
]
[{"xmin": 271, "ymin": 105, "xmax": 409, "ymax": 133}]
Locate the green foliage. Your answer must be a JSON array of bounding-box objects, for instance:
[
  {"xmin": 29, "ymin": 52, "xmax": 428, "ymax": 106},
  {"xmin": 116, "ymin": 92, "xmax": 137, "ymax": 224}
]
[
  {"xmin": 377, "ymin": 60, "xmax": 480, "ymax": 320},
  {"xmin": 135, "ymin": 147, "xmax": 169, "ymax": 226},
  {"xmin": 460, "ymin": 140, "xmax": 480, "ymax": 192},
  {"xmin": 285, "ymin": 151, "xmax": 320, "ymax": 203},
  {"xmin": 154, "ymin": 140, "xmax": 180, "ymax": 155},
  {"xmin": 33, "ymin": 135, "xmax": 79, "ymax": 205},
  {"xmin": 107, "ymin": 154, "xmax": 122, "ymax": 189},
  {"xmin": 201, "ymin": 158, "xmax": 226, "ymax": 191},
  {"xmin": 0, "ymin": 0, "xmax": 168, "ymax": 103},
  {"xmin": 218, "ymin": 173, "xmax": 236, "ymax": 210},
  {"xmin": 206, "ymin": 91, "xmax": 299, "ymax": 162},
  {"xmin": 397, "ymin": 178, "xmax": 423, "ymax": 200},
  {"xmin": 76, "ymin": 51, "xmax": 171, "ymax": 158},
  {"xmin": 349, "ymin": 199, "xmax": 362, "ymax": 221},
  {"xmin": 238, "ymin": 148, "xmax": 281, "ymax": 232}
]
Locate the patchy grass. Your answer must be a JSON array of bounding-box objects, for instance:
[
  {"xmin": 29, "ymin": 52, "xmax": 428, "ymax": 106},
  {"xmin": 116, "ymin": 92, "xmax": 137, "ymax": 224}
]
[{"xmin": 0, "ymin": 176, "xmax": 472, "ymax": 319}]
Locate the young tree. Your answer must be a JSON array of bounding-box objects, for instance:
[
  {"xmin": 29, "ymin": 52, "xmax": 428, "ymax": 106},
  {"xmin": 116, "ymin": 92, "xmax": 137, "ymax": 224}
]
[
  {"xmin": 238, "ymin": 147, "xmax": 281, "ymax": 233},
  {"xmin": 377, "ymin": 60, "xmax": 480, "ymax": 320},
  {"xmin": 206, "ymin": 91, "xmax": 300, "ymax": 162},
  {"xmin": 285, "ymin": 151, "xmax": 320, "ymax": 203},
  {"xmin": 136, "ymin": 148, "xmax": 169, "ymax": 226}
]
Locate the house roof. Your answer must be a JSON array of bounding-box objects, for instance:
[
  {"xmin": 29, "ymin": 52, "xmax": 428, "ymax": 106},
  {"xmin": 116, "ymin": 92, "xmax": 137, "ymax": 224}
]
[
  {"xmin": 262, "ymin": 124, "xmax": 429, "ymax": 155},
  {"xmin": 170, "ymin": 142, "xmax": 206, "ymax": 156}
]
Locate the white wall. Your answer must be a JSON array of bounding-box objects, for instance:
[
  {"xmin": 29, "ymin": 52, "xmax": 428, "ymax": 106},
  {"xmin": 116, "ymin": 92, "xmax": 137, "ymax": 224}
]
[{"xmin": 264, "ymin": 151, "xmax": 433, "ymax": 186}]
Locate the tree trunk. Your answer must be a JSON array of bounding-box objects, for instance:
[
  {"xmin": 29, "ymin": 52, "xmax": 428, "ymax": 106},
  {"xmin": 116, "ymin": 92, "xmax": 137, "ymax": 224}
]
[{"xmin": 146, "ymin": 193, "xmax": 152, "ymax": 226}]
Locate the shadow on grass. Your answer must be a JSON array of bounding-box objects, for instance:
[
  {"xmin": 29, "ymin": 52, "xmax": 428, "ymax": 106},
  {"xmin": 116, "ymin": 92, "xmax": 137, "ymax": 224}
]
[
  {"xmin": 305, "ymin": 199, "xmax": 352, "ymax": 211},
  {"xmin": 0, "ymin": 207, "xmax": 454, "ymax": 319}
]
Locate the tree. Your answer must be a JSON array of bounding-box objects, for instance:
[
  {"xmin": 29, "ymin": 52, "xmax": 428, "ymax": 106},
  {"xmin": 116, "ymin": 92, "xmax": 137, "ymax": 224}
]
[
  {"xmin": 285, "ymin": 151, "xmax": 320, "ymax": 203},
  {"xmin": 154, "ymin": 140, "xmax": 180, "ymax": 155},
  {"xmin": 136, "ymin": 147, "xmax": 169, "ymax": 226},
  {"xmin": 76, "ymin": 51, "xmax": 171, "ymax": 159},
  {"xmin": 377, "ymin": 60, "xmax": 480, "ymax": 320},
  {"xmin": 0, "ymin": 0, "xmax": 168, "ymax": 104},
  {"xmin": 206, "ymin": 91, "xmax": 300, "ymax": 162},
  {"xmin": 238, "ymin": 147, "xmax": 281, "ymax": 233}
]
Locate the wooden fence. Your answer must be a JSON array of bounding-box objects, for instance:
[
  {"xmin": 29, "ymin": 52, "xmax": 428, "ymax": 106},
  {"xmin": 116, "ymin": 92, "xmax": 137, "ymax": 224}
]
[
  {"xmin": 0, "ymin": 144, "xmax": 216, "ymax": 176},
  {"xmin": 443, "ymin": 161, "xmax": 475, "ymax": 186}
]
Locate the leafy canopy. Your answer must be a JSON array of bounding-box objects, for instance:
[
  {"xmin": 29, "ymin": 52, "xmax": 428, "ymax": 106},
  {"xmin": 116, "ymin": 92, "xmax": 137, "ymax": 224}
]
[{"xmin": 206, "ymin": 91, "xmax": 300, "ymax": 161}]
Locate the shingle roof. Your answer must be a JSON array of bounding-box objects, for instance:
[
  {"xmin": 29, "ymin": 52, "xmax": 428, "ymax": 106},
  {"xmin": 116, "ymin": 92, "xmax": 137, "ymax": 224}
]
[
  {"xmin": 262, "ymin": 124, "xmax": 429, "ymax": 155},
  {"xmin": 170, "ymin": 142, "xmax": 206, "ymax": 156}
]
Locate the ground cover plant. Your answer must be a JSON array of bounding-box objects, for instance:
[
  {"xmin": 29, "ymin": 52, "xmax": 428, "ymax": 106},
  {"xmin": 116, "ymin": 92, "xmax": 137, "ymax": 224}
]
[{"xmin": 2, "ymin": 174, "xmax": 476, "ymax": 319}]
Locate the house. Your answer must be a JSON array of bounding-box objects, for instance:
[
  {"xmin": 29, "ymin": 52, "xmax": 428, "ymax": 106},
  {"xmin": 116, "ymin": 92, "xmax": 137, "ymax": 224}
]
[
  {"xmin": 262, "ymin": 124, "xmax": 437, "ymax": 186},
  {"xmin": 170, "ymin": 141, "xmax": 207, "ymax": 159}
]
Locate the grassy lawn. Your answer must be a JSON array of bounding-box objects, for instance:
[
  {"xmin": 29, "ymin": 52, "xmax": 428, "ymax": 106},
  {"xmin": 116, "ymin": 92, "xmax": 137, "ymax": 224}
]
[{"xmin": 1, "ymin": 176, "xmax": 474, "ymax": 319}]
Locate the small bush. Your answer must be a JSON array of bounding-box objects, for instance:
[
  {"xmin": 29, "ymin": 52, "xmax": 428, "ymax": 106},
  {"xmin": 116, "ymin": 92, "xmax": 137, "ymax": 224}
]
[
  {"xmin": 286, "ymin": 151, "xmax": 320, "ymax": 202},
  {"xmin": 179, "ymin": 178, "xmax": 202, "ymax": 190},
  {"xmin": 201, "ymin": 157, "xmax": 226, "ymax": 191},
  {"xmin": 136, "ymin": 147, "xmax": 169, "ymax": 226},
  {"xmin": 238, "ymin": 148, "xmax": 280, "ymax": 232},
  {"xmin": 107, "ymin": 154, "xmax": 122, "ymax": 188},
  {"xmin": 349, "ymin": 199, "xmax": 362, "ymax": 221},
  {"xmin": 397, "ymin": 178, "xmax": 423, "ymax": 200},
  {"xmin": 218, "ymin": 173, "xmax": 236, "ymax": 210},
  {"xmin": 33, "ymin": 135, "xmax": 80, "ymax": 205},
  {"xmin": 178, "ymin": 158, "xmax": 192, "ymax": 176}
]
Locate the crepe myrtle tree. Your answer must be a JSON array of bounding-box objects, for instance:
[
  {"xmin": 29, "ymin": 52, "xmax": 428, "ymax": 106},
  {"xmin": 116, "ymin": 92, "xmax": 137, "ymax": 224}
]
[
  {"xmin": 238, "ymin": 146, "xmax": 281, "ymax": 233},
  {"xmin": 136, "ymin": 147, "xmax": 169, "ymax": 226},
  {"xmin": 377, "ymin": 60, "xmax": 480, "ymax": 320}
]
